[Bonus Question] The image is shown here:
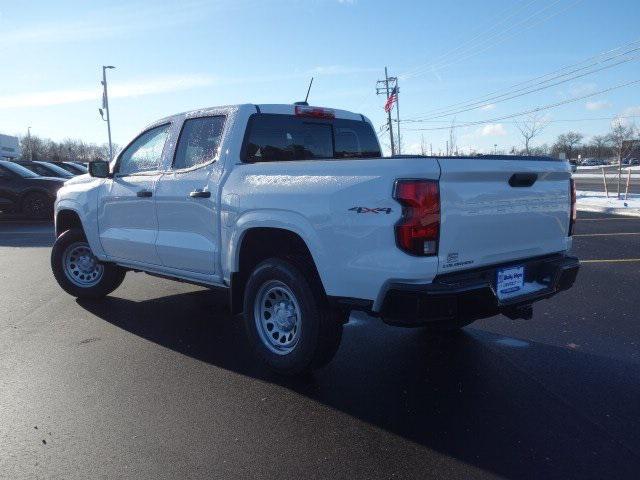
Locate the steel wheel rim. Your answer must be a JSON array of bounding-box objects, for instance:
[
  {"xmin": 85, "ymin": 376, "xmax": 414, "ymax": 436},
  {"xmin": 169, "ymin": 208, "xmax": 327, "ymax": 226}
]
[
  {"xmin": 254, "ymin": 280, "xmax": 302, "ymax": 355},
  {"xmin": 62, "ymin": 241, "xmax": 104, "ymax": 288},
  {"xmin": 26, "ymin": 196, "xmax": 45, "ymax": 215}
]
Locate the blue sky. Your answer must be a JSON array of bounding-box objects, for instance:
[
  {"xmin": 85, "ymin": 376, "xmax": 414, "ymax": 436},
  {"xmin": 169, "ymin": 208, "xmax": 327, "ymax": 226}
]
[{"xmin": 1, "ymin": 0, "xmax": 639, "ymax": 154}]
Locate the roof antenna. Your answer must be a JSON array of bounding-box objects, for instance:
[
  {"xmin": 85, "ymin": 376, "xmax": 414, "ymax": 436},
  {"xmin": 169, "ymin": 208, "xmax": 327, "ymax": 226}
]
[{"xmin": 295, "ymin": 77, "xmax": 314, "ymax": 106}]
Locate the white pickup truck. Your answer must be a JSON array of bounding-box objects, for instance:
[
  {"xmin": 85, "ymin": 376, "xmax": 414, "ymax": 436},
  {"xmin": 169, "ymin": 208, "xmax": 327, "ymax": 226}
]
[{"xmin": 51, "ymin": 103, "xmax": 579, "ymax": 374}]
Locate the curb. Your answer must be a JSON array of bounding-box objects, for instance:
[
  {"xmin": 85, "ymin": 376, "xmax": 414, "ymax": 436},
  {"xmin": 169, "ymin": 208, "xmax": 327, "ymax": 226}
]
[{"xmin": 577, "ymin": 204, "xmax": 640, "ymax": 218}]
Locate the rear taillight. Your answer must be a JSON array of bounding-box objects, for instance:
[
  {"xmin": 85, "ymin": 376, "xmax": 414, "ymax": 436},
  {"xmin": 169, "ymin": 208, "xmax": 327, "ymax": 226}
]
[
  {"xmin": 569, "ymin": 178, "xmax": 577, "ymax": 236},
  {"xmin": 393, "ymin": 179, "xmax": 440, "ymax": 256}
]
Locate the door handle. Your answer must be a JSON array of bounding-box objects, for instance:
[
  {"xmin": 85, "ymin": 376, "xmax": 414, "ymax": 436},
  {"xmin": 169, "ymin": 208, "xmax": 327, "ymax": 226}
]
[
  {"xmin": 189, "ymin": 190, "xmax": 211, "ymax": 198},
  {"xmin": 137, "ymin": 190, "xmax": 153, "ymax": 197},
  {"xmin": 509, "ymin": 173, "xmax": 538, "ymax": 187}
]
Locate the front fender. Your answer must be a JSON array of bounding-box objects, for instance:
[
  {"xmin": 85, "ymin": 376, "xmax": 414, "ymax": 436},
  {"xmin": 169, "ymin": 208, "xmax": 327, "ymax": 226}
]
[
  {"xmin": 55, "ymin": 197, "xmax": 104, "ymax": 259},
  {"xmin": 224, "ymin": 209, "xmax": 327, "ymax": 287}
]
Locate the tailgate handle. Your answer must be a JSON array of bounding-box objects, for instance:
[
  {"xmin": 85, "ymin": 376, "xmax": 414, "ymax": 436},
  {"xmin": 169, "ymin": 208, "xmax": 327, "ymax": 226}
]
[{"xmin": 509, "ymin": 173, "xmax": 538, "ymax": 187}]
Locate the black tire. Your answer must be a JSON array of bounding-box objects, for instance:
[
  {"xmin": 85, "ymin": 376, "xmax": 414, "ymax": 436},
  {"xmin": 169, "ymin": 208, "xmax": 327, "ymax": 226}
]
[
  {"xmin": 51, "ymin": 228, "xmax": 126, "ymax": 299},
  {"xmin": 242, "ymin": 257, "xmax": 343, "ymax": 375},
  {"xmin": 22, "ymin": 192, "xmax": 53, "ymax": 219}
]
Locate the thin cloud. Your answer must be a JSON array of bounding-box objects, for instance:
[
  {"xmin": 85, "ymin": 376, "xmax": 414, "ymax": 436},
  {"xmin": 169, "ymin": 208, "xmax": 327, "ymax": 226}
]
[
  {"xmin": 585, "ymin": 100, "xmax": 611, "ymax": 111},
  {"xmin": 479, "ymin": 123, "xmax": 507, "ymax": 136},
  {"xmin": 0, "ymin": 1, "xmax": 217, "ymax": 48},
  {"xmin": 480, "ymin": 104, "xmax": 496, "ymax": 111},
  {"xmin": 0, "ymin": 66, "xmax": 375, "ymax": 109},
  {"xmin": 0, "ymin": 75, "xmax": 216, "ymax": 109},
  {"xmin": 308, "ymin": 65, "xmax": 376, "ymax": 75}
]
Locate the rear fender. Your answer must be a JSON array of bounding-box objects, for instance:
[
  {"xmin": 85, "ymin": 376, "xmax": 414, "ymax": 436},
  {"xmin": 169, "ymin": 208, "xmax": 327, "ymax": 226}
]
[{"xmin": 226, "ymin": 209, "xmax": 327, "ymax": 287}]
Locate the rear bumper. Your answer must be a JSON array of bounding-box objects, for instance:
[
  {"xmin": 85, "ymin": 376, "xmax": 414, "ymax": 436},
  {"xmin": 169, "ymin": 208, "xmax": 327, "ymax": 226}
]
[{"xmin": 380, "ymin": 254, "xmax": 579, "ymax": 326}]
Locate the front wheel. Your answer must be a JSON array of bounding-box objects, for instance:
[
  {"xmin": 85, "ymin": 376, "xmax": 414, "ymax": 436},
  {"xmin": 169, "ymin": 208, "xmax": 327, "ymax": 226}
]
[
  {"xmin": 51, "ymin": 229, "xmax": 126, "ymax": 299},
  {"xmin": 22, "ymin": 192, "xmax": 53, "ymax": 219},
  {"xmin": 243, "ymin": 257, "xmax": 343, "ymax": 375}
]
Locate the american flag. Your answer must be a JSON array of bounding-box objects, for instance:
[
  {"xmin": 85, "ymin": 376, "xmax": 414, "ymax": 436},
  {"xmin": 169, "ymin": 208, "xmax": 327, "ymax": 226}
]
[{"xmin": 384, "ymin": 86, "xmax": 398, "ymax": 113}]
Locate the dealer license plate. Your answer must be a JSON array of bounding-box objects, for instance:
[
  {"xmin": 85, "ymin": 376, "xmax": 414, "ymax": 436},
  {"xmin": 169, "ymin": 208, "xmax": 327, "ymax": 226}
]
[{"xmin": 496, "ymin": 266, "xmax": 525, "ymax": 300}]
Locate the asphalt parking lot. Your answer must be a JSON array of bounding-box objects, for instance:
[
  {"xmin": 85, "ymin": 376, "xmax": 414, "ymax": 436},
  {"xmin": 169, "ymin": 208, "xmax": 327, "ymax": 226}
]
[
  {"xmin": 574, "ymin": 174, "xmax": 640, "ymax": 194},
  {"xmin": 1, "ymin": 213, "xmax": 639, "ymax": 479}
]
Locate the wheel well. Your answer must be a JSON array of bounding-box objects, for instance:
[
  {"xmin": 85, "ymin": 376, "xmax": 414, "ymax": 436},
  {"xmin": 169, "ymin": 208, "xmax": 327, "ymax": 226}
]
[
  {"xmin": 230, "ymin": 228, "xmax": 325, "ymax": 315},
  {"xmin": 56, "ymin": 210, "xmax": 83, "ymax": 237}
]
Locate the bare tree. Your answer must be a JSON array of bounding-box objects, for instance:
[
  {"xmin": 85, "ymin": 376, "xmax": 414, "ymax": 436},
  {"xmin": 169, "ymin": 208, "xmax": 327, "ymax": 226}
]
[
  {"xmin": 448, "ymin": 118, "xmax": 457, "ymax": 156},
  {"xmin": 515, "ymin": 114, "xmax": 549, "ymax": 155},
  {"xmin": 18, "ymin": 133, "xmax": 116, "ymax": 162},
  {"xmin": 552, "ymin": 131, "xmax": 583, "ymax": 160},
  {"xmin": 588, "ymin": 135, "xmax": 610, "ymax": 160},
  {"xmin": 420, "ymin": 134, "xmax": 428, "ymax": 156},
  {"xmin": 606, "ymin": 119, "xmax": 637, "ymax": 198}
]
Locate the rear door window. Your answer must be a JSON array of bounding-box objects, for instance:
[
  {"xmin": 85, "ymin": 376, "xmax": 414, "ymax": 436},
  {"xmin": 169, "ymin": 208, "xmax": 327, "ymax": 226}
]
[
  {"xmin": 173, "ymin": 116, "xmax": 226, "ymax": 169},
  {"xmin": 334, "ymin": 119, "xmax": 383, "ymax": 159},
  {"xmin": 243, "ymin": 114, "xmax": 381, "ymax": 162}
]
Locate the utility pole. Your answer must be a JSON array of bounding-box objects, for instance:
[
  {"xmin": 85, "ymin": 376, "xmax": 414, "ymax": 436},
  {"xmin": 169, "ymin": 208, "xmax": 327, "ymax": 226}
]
[
  {"xmin": 395, "ymin": 76, "xmax": 401, "ymax": 155},
  {"xmin": 100, "ymin": 65, "xmax": 116, "ymax": 161},
  {"xmin": 27, "ymin": 126, "xmax": 32, "ymax": 161},
  {"xmin": 376, "ymin": 67, "xmax": 396, "ymax": 156}
]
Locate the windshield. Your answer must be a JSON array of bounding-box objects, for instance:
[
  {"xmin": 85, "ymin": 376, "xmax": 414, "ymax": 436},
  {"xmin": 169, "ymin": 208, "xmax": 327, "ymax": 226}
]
[
  {"xmin": 0, "ymin": 161, "xmax": 39, "ymax": 178},
  {"xmin": 36, "ymin": 162, "xmax": 74, "ymax": 178}
]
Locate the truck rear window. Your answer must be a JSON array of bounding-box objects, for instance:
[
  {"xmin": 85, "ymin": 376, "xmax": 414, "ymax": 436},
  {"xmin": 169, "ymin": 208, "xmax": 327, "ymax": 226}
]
[{"xmin": 242, "ymin": 114, "xmax": 381, "ymax": 162}]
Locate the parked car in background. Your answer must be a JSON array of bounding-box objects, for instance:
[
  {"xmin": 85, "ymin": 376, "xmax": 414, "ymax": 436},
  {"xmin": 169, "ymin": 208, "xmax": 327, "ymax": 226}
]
[
  {"xmin": 14, "ymin": 161, "xmax": 74, "ymax": 179},
  {"xmin": 53, "ymin": 162, "xmax": 88, "ymax": 175},
  {"xmin": 622, "ymin": 157, "xmax": 639, "ymax": 166},
  {"xmin": 0, "ymin": 160, "xmax": 65, "ymax": 218},
  {"xmin": 580, "ymin": 158, "xmax": 605, "ymax": 166}
]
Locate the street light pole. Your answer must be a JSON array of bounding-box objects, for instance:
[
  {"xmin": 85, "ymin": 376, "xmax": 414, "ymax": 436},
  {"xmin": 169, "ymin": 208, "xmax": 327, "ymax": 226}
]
[{"xmin": 101, "ymin": 65, "xmax": 115, "ymax": 161}]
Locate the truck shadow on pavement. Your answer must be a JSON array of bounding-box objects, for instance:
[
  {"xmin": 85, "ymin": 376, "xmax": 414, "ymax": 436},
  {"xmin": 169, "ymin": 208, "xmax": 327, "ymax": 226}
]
[{"xmin": 78, "ymin": 289, "xmax": 640, "ymax": 480}]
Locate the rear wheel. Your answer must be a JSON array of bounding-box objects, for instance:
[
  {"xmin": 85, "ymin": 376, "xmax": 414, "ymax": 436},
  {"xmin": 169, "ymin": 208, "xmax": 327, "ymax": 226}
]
[
  {"xmin": 51, "ymin": 229, "xmax": 126, "ymax": 299},
  {"xmin": 22, "ymin": 192, "xmax": 53, "ymax": 219},
  {"xmin": 243, "ymin": 257, "xmax": 343, "ymax": 375}
]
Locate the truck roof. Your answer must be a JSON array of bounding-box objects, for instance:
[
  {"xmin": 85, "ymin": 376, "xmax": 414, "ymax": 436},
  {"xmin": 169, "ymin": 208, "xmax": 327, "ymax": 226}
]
[{"xmin": 148, "ymin": 104, "xmax": 370, "ymax": 130}]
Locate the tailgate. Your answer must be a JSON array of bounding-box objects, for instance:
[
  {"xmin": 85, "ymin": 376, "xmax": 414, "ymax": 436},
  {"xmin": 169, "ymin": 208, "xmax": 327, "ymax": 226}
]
[{"xmin": 437, "ymin": 158, "xmax": 571, "ymax": 274}]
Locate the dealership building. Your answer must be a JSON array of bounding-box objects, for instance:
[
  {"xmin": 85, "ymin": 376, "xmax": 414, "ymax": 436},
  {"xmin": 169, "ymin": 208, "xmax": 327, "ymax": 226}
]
[{"xmin": 0, "ymin": 133, "xmax": 21, "ymax": 160}]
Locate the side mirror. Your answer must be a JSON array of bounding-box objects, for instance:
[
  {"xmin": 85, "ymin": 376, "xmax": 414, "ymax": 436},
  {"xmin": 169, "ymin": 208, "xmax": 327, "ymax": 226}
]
[{"xmin": 88, "ymin": 160, "xmax": 110, "ymax": 178}]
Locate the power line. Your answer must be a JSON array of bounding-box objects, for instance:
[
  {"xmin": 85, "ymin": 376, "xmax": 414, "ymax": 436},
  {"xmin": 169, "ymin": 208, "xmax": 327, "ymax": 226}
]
[
  {"xmin": 402, "ymin": 0, "xmax": 580, "ymax": 80},
  {"xmin": 407, "ymin": 39, "xmax": 640, "ymax": 119},
  {"xmin": 400, "ymin": 114, "xmax": 640, "ymax": 129},
  {"xmin": 400, "ymin": 0, "xmax": 539, "ymax": 79},
  {"xmin": 399, "ymin": 78, "xmax": 640, "ymax": 130},
  {"xmin": 409, "ymin": 51, "xmax": 639, "ymax": 121},
  {"xmin": 416, "ymin": 0, "xmax": 584, "ymax": 76}
]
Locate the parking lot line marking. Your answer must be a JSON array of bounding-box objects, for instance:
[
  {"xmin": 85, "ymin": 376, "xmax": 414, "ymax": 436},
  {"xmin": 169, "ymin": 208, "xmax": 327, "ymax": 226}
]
[
  {"xmin": 573, "ymin": 232, "xmax": 640, "ymax": 237},
  {"xmin": 578, "ymin": 217, "xmax": 640, "ymax": 221},
  {"xmin": 581, "ymin": 258, "xmax": 640, "ymax": 263},
  {"xmin": 0, "ymin": 231, "xmax": 53, "ymax": 235}
]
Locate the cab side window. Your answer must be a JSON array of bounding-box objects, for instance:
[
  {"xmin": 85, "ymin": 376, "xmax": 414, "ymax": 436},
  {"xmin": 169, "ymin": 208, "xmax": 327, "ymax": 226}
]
[
  {"xmin": 173, "ymin": 116, "xmax": 226, "ymax": 170},
  {"xmin": 118, "ymin": 124, "xmax": 170, "ymax": 175}
]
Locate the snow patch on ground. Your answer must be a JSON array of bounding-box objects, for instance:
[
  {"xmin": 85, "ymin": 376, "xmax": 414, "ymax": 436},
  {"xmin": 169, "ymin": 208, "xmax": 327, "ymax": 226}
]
[{"xmin": 577, "ymin": 190, "xmax": 640, "ymax": 216}]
